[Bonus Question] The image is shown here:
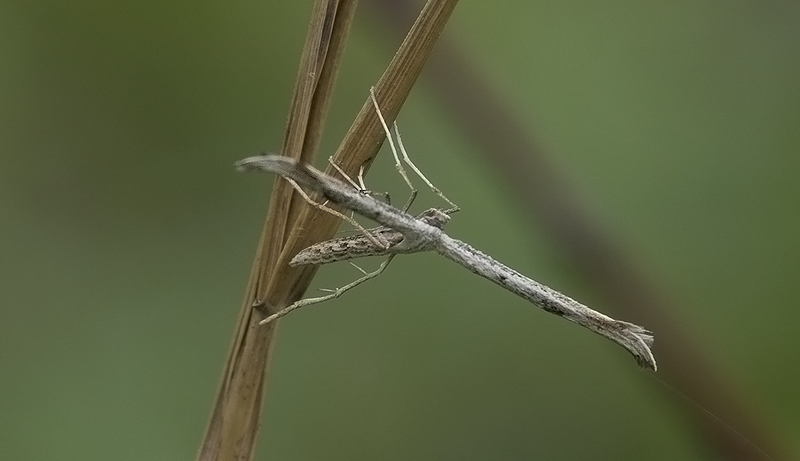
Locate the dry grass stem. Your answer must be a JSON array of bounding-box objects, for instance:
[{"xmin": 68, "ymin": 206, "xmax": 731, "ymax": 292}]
[{"xmin": 197, "ymin": 1, "xmax": 460, "ymax": 460}]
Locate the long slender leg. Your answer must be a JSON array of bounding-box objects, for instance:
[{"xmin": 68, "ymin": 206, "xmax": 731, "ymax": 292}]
[
  {"xmin": 369, "ymin": 87, "xmax": 459, "ymax": 213},
  {"xmin": 356, "ymin": 164, "xmax": 393, "ymax": 206},
  {"xmin": 328, "ymin": 157, "xmax": 391, "ymax": 206},
  {"xmin": 261, "ymin": 155, "xmax": 398, "ymax": 323},
  {"xmin": 286, "ymin": 93, "xmax": 423, "ymax": 316},
  {"xmin": 284, "ymin": 177, "xmax": 389, "ymax": 250},
  {"xmin": 315, "ymin": 136, "xmax": 415, "ymax": 304},
  {"xmin": 326, "ymin": 158, "xmax": 363, "ymax": 222},
  {"xmin": 369, "ymin": 88, "xmax": 418, "ymax": 212},
  {"xmin": 393, "ymin": 121, "xmax": 459, "ymax": 213},
  {"xmin": 259, "ymin": 255, "xmax": 396, "ymax": 325},
  {"xmin": 261, "ymin": 87, "xmax": 461, "ymax": 324}
]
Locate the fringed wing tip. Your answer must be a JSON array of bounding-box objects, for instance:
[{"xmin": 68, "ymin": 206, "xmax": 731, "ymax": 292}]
[{"xmin": 628, "ymin": 325, "xmax": 657, "ymax": 371}]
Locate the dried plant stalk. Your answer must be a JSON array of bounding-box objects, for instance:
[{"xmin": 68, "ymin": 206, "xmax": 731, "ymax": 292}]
[
  {"xmin": 267, "ymin": 0, "xmax": 461, "ymax": 297},
  {"xmin": 197, "ymin": 1, "xmax": 356, "ymax": 459},
  {"xmin": 197, "ymin": 1, "xmax": 460, "ymax": 460}
]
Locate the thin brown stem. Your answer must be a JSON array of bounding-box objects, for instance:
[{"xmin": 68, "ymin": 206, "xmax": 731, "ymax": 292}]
[
  {"xmin": 197, "ymin": 1, "xmax": 357, "ymax": 460},
  {"xmin": 197, "ymin": 1, "xmax": 460, "ymax": 460}
]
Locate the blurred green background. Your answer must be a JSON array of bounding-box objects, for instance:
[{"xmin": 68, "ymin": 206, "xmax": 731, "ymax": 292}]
[{"xmin": 1, "ymin": 1, "xmax": 798, "ymax": 459}]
